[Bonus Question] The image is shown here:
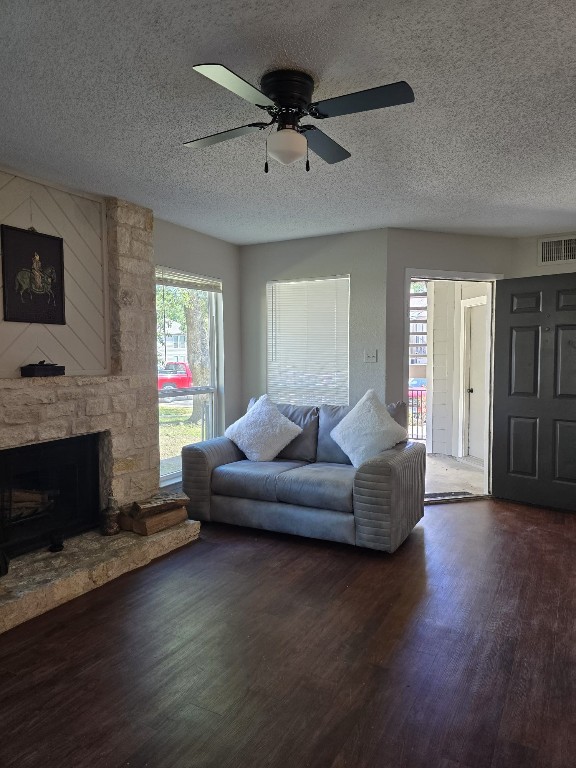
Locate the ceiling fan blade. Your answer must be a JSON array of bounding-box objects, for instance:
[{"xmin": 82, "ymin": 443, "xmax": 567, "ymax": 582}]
[
  {"xmin": 310, "ymin": 81, "xmax": 414, "ymax": 119},
  {"xmin": 193, "ymin": 64, "xmax": 275, "ymax": 108},
  {"xmin": 183, "ymin": 123, "xmax": 268, "ymax": 149},
  {"xmin": 301, "ymin": 126, "xmax": 351, "ymax": 164}
]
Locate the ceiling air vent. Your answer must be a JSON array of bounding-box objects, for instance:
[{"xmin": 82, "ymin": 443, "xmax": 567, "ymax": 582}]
[{"xmin": 538, "ymin": 236, "xmax": 576, "ymax": 265}]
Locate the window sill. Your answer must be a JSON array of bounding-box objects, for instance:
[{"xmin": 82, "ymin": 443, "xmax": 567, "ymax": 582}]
[{"xmin": 160, "ymin": 472, "xmax": 182, "ymax": 489}]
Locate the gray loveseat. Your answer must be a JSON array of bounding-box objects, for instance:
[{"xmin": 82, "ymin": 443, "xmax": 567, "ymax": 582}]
[{"xmin": 182, "ymin": 401, "xmax": 425, "ymax": 553}]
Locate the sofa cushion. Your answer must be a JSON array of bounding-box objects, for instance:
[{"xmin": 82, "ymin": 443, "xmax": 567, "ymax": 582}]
[
  {"xmin": 225, "ymin": 395, "xmax": 302, "ymax": 461},
  {"xmin": 275, "ymin": 462, "xmax": 356, "ymax": 513},
  {"xmin": 317, "ymin": 400, "xmax": 408, "ymax": 463},
  {"xmin": 386, "ymin": 401, "xmax": 408, "ymax": 430},
  {"xmin": 210, "ymin": 496, "xmax": 356, "ymax": 545},
  {"xmin": 317, "ymin": 405, "xmax": 353, "ymax": 464},
  {"xmin": 248, "ymin": 399, "xmax": 319, "ymax": 462},
  {"xmin": 212, "ymin": 460, "xmax": 306, "ymax": 502}
]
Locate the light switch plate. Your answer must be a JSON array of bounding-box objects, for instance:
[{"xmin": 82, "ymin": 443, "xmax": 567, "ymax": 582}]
[{"xmin": 364, "ymin": 349, "xmax": 378, "ymax": 363}]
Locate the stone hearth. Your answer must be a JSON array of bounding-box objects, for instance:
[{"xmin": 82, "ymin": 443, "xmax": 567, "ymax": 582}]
[{"xmin": 0, "ymin": 520, "xmax": 200, "ymax": 634}]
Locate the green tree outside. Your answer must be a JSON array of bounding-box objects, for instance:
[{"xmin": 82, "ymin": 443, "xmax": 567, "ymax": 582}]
[{"xmin": 156, "ymin": 285, "xmax": 211, "ymax": 386}]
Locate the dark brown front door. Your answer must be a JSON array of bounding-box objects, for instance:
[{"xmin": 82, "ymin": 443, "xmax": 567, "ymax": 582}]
[{"xmin": 492, "ymin": 273, "xmax": 576, "ymax": 510}]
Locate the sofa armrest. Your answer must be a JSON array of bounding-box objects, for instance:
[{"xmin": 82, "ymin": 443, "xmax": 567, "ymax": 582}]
[
  {"xmin": 353, "ymin": 441, "xmax": 425, "ymax": 553},
  {"xmin": 182, "ymin": 437, "xmax": 245, "ymax": 520}
]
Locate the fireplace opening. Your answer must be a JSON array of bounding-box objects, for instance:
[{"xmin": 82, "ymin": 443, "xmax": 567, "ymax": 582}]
[{"xmin": 0, "ymin": 434, "xmax": 101, "ymax": 568}]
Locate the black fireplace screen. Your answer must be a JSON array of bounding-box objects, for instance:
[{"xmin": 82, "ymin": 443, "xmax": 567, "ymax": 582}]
[{"xmin": 0, "ymin": 433, "xmax": 100, "ymax": 560}]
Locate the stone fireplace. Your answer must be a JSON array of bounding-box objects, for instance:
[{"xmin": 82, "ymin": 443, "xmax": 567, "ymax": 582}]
[
  {"xmin": 0, "ymin": 197, "xmax": 160, "ymax": 543},
  {"xmin": 0, "ymin": 433, "xmax": 101, "ymax": 562},
  {"xmin": 0, "ymin": 192, "xmax": 201, "ymax": 632}
]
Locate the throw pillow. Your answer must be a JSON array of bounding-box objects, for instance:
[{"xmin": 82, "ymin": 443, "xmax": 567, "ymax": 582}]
[
  {"xmin": 225, "ymin": 395, "xmax": 303, "ymax": 461},
  {"xmin": 330, "ymin": 389, "xmax": 408, "ymax": 467},
  {"xmin": 247, "ymin": 398, "xmax": 319, "ymax": 462}
]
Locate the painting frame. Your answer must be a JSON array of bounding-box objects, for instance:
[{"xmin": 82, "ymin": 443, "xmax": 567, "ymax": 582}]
[{"xmin": 1, "ymin": 224, "xmax": 66, "ymax": 325}]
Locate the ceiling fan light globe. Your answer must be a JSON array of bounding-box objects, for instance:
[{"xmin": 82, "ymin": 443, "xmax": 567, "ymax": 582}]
[{"xmin": 267, "ymin": 128, "xmax": 307, "ymax": 165}]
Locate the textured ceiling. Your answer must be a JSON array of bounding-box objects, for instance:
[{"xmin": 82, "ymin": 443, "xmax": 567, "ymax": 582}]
[{"xmin": 1, "ymin": 0, "xmax": 576, "ymax": 244}]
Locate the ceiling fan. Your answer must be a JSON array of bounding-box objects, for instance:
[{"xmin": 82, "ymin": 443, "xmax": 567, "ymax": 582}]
[{"xmin": 184, "ymin": 65, "xmax": 414, "ymax": 170}]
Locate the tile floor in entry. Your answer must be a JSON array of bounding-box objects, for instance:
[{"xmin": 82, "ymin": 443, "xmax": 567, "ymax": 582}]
[{"xmin": 425, "ymin": 452, "xmax": 485, "ymax": 497}]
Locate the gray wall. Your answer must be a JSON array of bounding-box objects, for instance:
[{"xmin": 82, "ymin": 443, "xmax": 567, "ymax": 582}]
[
  {"xmin": 154, "ymin": 219, "xmax": 243, "ymax": 425},
  {"xmin": 510, "ymin": 234, "xmax": 576, "ymax": 277},
  {"xmin": 154, "ymin": 220, "xmax": 574, "ymax": 429},
  {"xmin": 239, "ymin": 227, "xmax": 519, "ymax": 410},
  {"xmin": 239, "ymin": 230, "xmax": 387, "ymax": 408}
]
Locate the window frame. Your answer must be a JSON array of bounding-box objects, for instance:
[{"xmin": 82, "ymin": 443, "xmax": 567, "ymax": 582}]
[{"xmin": 156, "ymin": 266, "xmax": 222, "ymax": 485}]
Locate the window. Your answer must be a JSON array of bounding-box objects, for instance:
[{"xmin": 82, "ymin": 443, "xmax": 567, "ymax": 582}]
[
  {"xmin": 409, "ymin": 281, "xmax": 428, "ymax": 365},
  {"xmin": 407, "ymin": 280, "xmax": 428, "ymax": 440},
  {"xmin": 266, "ymin": 276, "xmax": 349, "ymax": 405},
  {"xmin": 156, "ymin": 267, "xmax": 222, "ymax": 481},
  {"xmin": 166, "ymin": 334, "xmax": 186, "ymax": 349}
]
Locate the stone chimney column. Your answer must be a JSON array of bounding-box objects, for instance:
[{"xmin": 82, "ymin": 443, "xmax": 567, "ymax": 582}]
[{"xmin": 105, "ymin": 198, "xmax": 159, "ymax": 501}]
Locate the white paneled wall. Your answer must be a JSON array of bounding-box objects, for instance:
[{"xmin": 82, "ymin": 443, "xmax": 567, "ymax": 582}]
[{"xmin": 0, "ymin": 171, "xmax": 108, "ymax": 376}]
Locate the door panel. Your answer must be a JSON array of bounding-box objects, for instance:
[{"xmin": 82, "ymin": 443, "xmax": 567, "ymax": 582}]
[
  {"xmin": 511, "ymin": 291, "xmax": 542, "ymax": 313},
  {"xmin": 555, "ymin": 421, "xmax": 576, "ymax": 482},
  {"xmin": 556, "ymin": 326, "xmax": 576, "ymax": 396},
  {"xmin": 558, "ymin": 289, "xmax": 576, "ymax": 310},
  {"xmin": 493, "ymin": 273, "xmax": 576, "ymax": 510},
  {"xmin": 510, "ymin": 326, "xmax": 540, "ymax": 395},
  {"xmin": 508, "ymin": 417, "xmax": 538, "ymax": 477}
]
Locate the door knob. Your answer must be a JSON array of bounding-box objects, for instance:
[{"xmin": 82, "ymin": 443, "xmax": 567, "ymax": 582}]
[{"xmin": 467, "ymin": 388, "xmax": 474, "ymax": 393}]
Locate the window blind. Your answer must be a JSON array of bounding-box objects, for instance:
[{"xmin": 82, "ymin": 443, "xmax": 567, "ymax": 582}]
[
  {"xmin": 155, "ymin": 266, "xmax": 222, "ymax": 293},
  {"xmin": 266, "ymin": 276, "xmax": 349, "ymax": 405}
]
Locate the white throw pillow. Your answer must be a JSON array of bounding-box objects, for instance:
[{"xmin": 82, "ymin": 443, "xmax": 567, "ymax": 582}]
[
  {"xmin": 330, "ymin": 389, "xmax": 408, "ymax": 467},
  {"xmin": 225, "ymin": 395, "xmax": 303, "ymax": 461}
]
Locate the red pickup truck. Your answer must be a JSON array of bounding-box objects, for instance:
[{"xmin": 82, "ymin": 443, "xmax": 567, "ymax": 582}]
[{"xmin": 157, "ymin": 362, "xmax": 193, "ymax": 398}]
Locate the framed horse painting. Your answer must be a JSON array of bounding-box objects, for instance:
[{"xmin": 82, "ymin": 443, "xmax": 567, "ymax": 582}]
[{"xmin": 1, "ymin": 225, "xmax": 65, "ymax": 324}]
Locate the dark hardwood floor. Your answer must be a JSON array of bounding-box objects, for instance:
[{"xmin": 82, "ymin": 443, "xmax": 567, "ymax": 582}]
[{"xmin": 0, "ymin": 499, "xmax": 575, "ymax": 768}]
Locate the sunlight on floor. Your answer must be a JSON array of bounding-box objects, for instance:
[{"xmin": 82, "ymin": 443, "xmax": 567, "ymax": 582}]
[{"xmin": 425, "ymin": 453, "xmax": 484, "ymax": 497}]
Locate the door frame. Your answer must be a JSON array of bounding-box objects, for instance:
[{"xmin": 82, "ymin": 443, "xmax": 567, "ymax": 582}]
[
  {"xmin": 404, "ymin": 268, "xmax": 502, "ymax": 496},
  {"xmin": 458, "ymin": 295, "xmax": 489, "ymax": 470}
]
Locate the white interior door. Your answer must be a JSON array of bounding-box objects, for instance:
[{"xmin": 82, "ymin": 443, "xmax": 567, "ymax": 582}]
[{"xmin": 465, "ymin": 303, "xmax": 487, "ymax": 461}]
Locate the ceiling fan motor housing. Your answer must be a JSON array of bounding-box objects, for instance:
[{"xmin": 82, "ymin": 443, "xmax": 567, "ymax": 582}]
[{"xmin": 260, "ymin": 69, "xmax": 315, "ymax": 128}]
